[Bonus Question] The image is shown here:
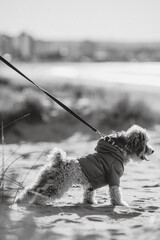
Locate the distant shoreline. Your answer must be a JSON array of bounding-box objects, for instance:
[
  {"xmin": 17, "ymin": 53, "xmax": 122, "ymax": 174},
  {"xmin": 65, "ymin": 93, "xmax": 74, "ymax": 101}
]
[{"xmin": 1, "ymin": 61, "xmax": 160, "ymax": 89}]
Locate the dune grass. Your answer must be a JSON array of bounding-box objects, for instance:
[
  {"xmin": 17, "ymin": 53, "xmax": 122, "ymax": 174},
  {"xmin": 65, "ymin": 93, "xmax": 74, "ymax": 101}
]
[
  {"xmin": 0, "ymin": 83, "xmax": 160, "ymax": 239},
  {"xmin": 0, "ymin": 76, "xmax": 160, "ymax": 142},
  {"xmin": 1, "ymin": 72, "xmax": 160, "ymax": 239},
  {"xmin": 0, "ymin": 125, "xmax": 62, "ymax": 240}
]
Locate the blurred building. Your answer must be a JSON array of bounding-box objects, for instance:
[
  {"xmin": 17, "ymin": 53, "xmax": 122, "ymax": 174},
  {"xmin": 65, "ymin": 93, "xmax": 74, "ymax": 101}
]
[
  {"xmin": 12, "ymin": 33, "xmax": 34, "ymax": 60},
  {"xmin": 0, "ymin": 34, "xmax": 12, "ymax": 56},
  {"xmin": 34, "ymin": 40, "xmax": 82, "ymax": 61},
  {"xmin": 0, "ymin": 32, "xmax": 160, "ymax": 62},
  {"xmin": 0, "ymin": 33, "xmax": 34, "ymax": 60}
]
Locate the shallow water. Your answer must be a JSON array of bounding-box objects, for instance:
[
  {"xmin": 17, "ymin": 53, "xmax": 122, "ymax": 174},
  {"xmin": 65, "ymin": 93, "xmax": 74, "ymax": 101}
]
[{"xmin": 1, "ymin": 62, "xmax": 160, "ymax": 88}]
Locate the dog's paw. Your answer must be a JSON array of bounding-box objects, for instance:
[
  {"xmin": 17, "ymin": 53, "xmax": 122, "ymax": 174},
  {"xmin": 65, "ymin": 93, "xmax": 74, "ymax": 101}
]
[
  {"xmin": 120, "ymin": 201, "xmax": 129, "ymax": 208},
  {"xmin": 83, "ymin": 199, "xmax": 97, "ymax": 205}
]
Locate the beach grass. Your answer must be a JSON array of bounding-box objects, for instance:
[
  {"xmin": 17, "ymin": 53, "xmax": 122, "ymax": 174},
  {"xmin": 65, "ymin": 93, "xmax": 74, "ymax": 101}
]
[
  {"xmin": 1, "ymin": 77, "xmax": 160, "ymax": 143},
  {"xmin": 1, "ymin": 62, "xmax": 160, "ymax": 240}
]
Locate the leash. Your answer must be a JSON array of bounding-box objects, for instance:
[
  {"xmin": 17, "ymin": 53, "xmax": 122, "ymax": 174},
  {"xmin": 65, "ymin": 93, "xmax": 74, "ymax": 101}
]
[{"xmin": 0, "ymin": 56, "xmax": 104, "ymax": 137}]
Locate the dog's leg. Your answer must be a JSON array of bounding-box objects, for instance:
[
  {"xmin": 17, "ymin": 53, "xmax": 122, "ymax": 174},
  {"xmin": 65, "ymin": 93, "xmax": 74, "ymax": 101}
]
[
  {"xmin": 15, "ymin": 186, "xmax": 48, "ymax": 205},
  {"xmin": 15, "ymin": 173, "xmax": 71, "ymax": 205},
  {"xmin": 15, "ymin": 148, "xmax": 71, "ymax": 205},
  {"xmin": 83, "ymin": 187, "xmax": 97, "ymax": 204},
  {"xmin": 108, "ymin": 186, "xmax": 129, "ymax": 207}
]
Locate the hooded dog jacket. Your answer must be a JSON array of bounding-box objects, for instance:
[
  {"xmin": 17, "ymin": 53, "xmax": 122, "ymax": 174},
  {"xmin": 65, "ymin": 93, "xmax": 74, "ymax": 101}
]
[{"xmin": 78, "ymin": 138, "xmax": 124, "ymax": 190}]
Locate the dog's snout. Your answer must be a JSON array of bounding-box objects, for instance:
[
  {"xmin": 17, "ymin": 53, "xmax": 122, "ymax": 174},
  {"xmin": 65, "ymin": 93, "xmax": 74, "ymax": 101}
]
[
  {"xmin": 146, "ymin": 144, "xmax": 154, "ymax": 155},
  {"xmin": 149, "ymin": 147, "xmax": 154, "ymax": 155}
]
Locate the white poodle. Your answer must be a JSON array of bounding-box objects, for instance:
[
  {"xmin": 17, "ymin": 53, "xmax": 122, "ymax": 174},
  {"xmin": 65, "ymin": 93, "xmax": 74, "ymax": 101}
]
[{"xmin": 15, "ymin": 125, "xmax": 154, "ymax": 207}]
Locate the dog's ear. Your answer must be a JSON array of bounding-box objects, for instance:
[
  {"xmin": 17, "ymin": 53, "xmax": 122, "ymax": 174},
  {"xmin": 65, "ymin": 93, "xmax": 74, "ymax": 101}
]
[
  {"xmin": 127, "ymin": 132, "xmax": 145, "ymax": 155},
  {"xmin": 136, "ymin": 132, "xmax": 146, "ymax": 155}
]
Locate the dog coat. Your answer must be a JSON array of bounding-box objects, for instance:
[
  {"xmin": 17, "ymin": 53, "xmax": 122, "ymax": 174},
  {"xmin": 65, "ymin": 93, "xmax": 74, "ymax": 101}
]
[{"xmin": 78, "ymin": 138, "xmax": 124, "ymax": 190}]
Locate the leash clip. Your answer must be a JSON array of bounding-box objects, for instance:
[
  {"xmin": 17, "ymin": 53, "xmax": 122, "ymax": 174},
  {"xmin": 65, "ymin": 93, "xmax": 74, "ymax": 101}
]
[{"xmin": 96, "ymin": 130, "xmax": 106, "ymax": 138}]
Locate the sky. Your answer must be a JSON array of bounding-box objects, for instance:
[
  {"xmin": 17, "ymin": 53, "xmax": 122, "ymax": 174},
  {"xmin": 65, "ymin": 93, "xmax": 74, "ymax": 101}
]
[{"xmin": 0, "ymin": 0, "xmax": 160, "ymax": 42}]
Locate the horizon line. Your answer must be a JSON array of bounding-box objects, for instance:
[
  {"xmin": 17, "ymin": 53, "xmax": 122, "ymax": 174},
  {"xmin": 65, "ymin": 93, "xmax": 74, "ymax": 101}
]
[{"xmin": 1, "ymin": 31, "xmax": 160, "ymax": 44}]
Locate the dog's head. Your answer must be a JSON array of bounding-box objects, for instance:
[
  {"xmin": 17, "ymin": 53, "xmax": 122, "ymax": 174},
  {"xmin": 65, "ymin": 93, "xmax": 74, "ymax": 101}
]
[{"xmin": 124, "ymin": 125, "xmax": 154, "ymax": 162}]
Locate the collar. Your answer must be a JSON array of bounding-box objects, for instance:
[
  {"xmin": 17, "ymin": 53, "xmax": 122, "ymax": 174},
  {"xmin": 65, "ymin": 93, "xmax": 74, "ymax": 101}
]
[
  {"xmin": 104, "ymin": 136, "xmax": 123, "ymax": 152},
  {"xmin": 103, "ymin": 136, "xmax": 130, "ymax": 164}
]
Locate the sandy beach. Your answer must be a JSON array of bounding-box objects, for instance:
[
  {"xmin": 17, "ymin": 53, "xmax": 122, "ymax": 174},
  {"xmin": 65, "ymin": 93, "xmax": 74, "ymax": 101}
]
[
  {"xmin": 0, "ymin": 126, "xmax": 160, "ymax": 240},
  {"xmin": 0, "ymin": 62, "xmax": 160, "ymax": 239},
  {"xmin": 1, "ymin": 0, "xmax": 160, "ymax": 238}
]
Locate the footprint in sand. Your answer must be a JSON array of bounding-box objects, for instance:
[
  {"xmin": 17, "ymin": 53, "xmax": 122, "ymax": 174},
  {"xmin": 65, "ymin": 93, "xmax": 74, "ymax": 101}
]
[
  {"xmin": 131, "ymin": 224, "xmax": 143, "ymax": 228},
  {"xmin": 108, "ymin": 229, "xmax": 126, "ymax": 236},
  {"xmin": 142, "ymin": 183, "xmax": 160, "ymax": 188},
  {"xmin": 145, "ymin": 206, "xmax": 159, "ymax": 213},
  {"xmin": 86, "ymin": 216, "xmax": 104, "ymax": 222},
  {"xmin": 133, "ymin": 207, "xmax": 145, "ymax": 212},
  {"xmin": 133, "ymin": 199, "xmax": 145, "ymax": 203},
  {"xmin": 133, "ymin": 205, "xmax": 159, "ymax": 213}
]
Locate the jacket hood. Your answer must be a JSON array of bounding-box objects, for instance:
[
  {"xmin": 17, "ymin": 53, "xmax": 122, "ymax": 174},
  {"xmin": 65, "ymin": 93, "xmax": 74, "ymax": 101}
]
[{"xmin": 95, "ymin": 138, "xmax": 124, "ymax": 163}]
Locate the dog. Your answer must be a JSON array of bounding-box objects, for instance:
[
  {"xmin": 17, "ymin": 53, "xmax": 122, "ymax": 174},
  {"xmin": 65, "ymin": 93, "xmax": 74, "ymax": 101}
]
[{"xmin": 15, "ymin": 125, "xmax": 154, "ymax": 207}]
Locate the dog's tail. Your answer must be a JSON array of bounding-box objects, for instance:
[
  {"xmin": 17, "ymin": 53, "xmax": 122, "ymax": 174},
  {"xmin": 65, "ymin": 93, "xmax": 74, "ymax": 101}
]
[{"xmin": 47, "ymin": 147, "xmax": 67, "ymax": 166}]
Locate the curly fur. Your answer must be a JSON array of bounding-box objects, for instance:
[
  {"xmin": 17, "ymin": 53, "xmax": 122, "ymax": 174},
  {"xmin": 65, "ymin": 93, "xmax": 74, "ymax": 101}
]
[
  {"xmin": 16, "ymin": 148, "xmax": 91, "ymax": 205},
  {"xmin": 109, "ymin": 186, "xmax": 128, "ymax": 207},
  {"xmin": 109, "ymin": 125, "xmax": 153, "ymax": 163},
  {"xmin": 15, "ymin": 125, "xmax": 154, "ymax": 207}
]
